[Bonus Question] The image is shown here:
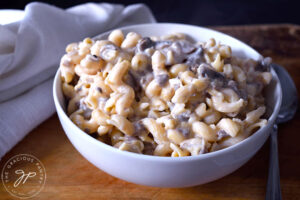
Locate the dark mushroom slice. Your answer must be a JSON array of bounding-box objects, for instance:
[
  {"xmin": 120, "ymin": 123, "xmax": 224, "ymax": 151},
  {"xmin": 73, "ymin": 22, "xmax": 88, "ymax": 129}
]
[
  {"xmin": 198, "ymin": 64, "xmax": 227, "ymax": 88},
  {"xmin": 227, "ymin": 80, "xmax": 248, "ymax": 100},
  {"xmin": 176, "ymin": 112, "xmax": 190, "ymax": 122},
  {"xmin": 176, "ymin": 127, "xmax": 190, "ymax": 138},
  {"xmin": 199, "ymin": 65, "xmax": 247, "ymax": 99},
  {"xmin": 79, "ymin": 102, "xmax": 92, "ymax": 120},
  {"xmin": 133, "ymin": 121, "xmax": 147, "ymax": 136},
  {"xmin": 155, "ymin": 74, "xmax": 169, "ymax": 87},
  {"xmin": 136, "ymin": 37, "xmax": 156, "ymax": 52},
  {"xmin": 125, "ymin": 70, "xmax": 142, "ymax": 96},
  {"xmin": 143, "ymin": 142, "xmax": 156, "ymax": 155},
  {"xmin": 255, "ymin": 57, "xmax": 271, "ymax": 72},
  {"xmin": 186, "ymin": 47, "xmax": 204, "ymax": 73}
]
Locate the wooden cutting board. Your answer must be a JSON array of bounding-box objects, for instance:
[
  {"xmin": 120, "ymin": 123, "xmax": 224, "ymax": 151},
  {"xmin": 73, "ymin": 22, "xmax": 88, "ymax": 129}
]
[{"xmin": 1, "ymin": 24, "xmax": 300, "ymax": 200}]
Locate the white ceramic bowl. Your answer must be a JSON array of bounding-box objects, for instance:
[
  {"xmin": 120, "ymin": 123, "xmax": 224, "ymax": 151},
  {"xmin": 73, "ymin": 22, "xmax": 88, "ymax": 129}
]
[{"xmin": 53, "ymin": 23, "xmax": 282, "ymax": 188}]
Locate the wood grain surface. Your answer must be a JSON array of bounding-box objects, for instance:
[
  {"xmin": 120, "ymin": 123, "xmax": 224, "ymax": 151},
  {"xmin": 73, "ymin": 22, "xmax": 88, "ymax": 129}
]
[{"xmin": 1, "ymin": 24, "xmax": 300, "ymax": 200}]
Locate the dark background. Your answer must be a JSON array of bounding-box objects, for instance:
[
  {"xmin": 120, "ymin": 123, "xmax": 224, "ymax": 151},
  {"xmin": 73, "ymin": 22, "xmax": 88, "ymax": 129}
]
[{"xmin": 0, "ymin": 0, "xmax": 299, "ymax": 26}]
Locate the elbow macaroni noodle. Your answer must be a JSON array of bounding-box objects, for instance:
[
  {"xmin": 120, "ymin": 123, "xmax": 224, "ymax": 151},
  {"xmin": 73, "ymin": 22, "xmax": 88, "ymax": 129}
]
[{"xmin": 60, "ymin": 30, "xmax": 273, "ymax": 157}]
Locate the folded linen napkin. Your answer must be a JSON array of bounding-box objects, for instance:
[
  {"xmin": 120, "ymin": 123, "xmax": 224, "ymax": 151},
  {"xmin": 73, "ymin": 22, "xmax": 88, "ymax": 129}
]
[{"xmin": 0, "ymin": 2, "xmax": 156, "ymax": 158}]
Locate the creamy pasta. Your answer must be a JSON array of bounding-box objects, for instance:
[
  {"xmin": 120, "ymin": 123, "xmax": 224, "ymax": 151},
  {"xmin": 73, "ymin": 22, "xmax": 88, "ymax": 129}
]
[{"xmin": 59, "ymin": 30, "xmax": 272, "ymax": 157}]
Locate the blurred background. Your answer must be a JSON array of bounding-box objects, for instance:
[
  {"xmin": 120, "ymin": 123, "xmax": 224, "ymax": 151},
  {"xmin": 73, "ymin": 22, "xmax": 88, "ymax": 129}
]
[{"xmin": 0, "ymin": 0, "xmax": 299, "ymax": 26}]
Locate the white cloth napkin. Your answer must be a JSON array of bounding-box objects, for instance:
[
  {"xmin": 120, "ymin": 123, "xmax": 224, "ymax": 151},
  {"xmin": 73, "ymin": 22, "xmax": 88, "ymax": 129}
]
[{"xmin": 0, "ymin": 2, "xmax": 156, "ymax": 158}]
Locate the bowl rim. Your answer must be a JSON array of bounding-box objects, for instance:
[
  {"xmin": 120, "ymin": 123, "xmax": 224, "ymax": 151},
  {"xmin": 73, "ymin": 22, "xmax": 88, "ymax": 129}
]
[{"xmin": 53, "ymin": 22, "xmax": 282, "ymax": 162}]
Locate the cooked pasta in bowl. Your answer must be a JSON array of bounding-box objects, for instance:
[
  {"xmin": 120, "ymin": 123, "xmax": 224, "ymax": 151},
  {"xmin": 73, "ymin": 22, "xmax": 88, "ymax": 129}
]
[{"xmin": 53, "ymin": 23, "xmax": 282, "ymax": 187}]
